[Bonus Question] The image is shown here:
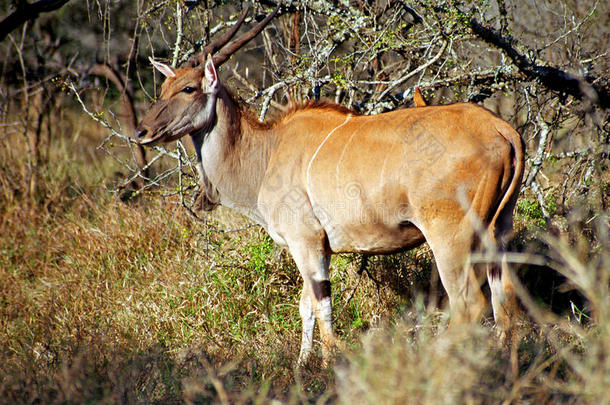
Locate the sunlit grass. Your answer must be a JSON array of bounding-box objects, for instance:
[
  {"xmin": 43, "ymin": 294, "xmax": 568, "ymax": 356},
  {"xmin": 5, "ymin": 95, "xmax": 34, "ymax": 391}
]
[{"xmin": 0, "ymin": 112, "xmax": 608, "ymax": 403}]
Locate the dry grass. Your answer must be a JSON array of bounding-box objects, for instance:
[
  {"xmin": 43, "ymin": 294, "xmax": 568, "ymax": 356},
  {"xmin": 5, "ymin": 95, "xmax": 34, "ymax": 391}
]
[{"xmin": 0, "ymin": 112, "xmax": 608, "ymax": 404}]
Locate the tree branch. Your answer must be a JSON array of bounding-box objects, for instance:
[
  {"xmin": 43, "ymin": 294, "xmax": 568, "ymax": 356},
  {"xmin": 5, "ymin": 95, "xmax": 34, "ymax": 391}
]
[
  {"xmin": 375, "ymin": 39, "xmax": 448, "ymax": 102},
  {"xmin": 467, "ymin": 16, "xmax": 609, "ymax": 109},
  {"xmin": 88, "ymin": 63, "xmax": 149, "ymax": 184},
  {"xmin": 0, "ymin": 0, "xmax": 70, "ymax": 42}
]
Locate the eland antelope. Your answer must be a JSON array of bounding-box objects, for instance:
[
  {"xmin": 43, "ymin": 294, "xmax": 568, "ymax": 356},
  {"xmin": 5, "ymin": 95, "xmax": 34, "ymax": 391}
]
[{"xmin": 136, "ymin": 7, "xmax": 525, "ymax": 365}]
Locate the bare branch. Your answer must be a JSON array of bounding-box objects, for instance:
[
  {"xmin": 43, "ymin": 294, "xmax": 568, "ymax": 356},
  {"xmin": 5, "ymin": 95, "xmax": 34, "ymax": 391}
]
[
  {"xmin": 525, "ymin": 114, "xmax": 551, "ymax": 187},
  {"xmin": 0, "ymin": 0, "xmax": 70, "ymax": 42},
  {"xmin": 171, "ymin": 1, "xmax": 183, "ymax": 67},
  {"xmin": 531, "ymin": 180, "xmax": 550, "ymax": 220},
  {"xmin": 258, "ymin": 81, "xmax": 286, "ymax": 121},
  {"xmin": 375, "ymin": 39, "xmax": 448, "ymax": 102},
  {"xmin": 467, "ymin": 15, "xmax": 610, "ymax": 108},
  {"xmin": 230, "ymin": 66, "xmax": 286, "ymax": 112},
  {"xmin": 88, "ymin": 63, "xmax": 149, "ymax": 183}
]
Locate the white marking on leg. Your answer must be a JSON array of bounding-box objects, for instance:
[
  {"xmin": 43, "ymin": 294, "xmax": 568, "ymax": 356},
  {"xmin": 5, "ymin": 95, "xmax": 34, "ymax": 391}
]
[
  {"xmin": 298, "ymin": 291, "xmax": 315, "ymax": 365},
  {"xmin": 488, "ymin": 269, "xmax": 506, "ymax": 323},
  {"xmin": 316, "ymin": 295, "xmax": 335, "ymax": 366},
  {"xmin": 289, "ymin": 243, "xmax": 332, "ymax": 364},
  {"xmin": 317, "ymin": 296, "xmax": 333, "ymax": 325}
]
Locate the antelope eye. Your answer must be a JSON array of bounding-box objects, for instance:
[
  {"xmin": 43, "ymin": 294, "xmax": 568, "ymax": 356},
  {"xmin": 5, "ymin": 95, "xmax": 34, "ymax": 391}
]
[{"xmin": 182, "ymin": 86, "xmax": 197, "ymax": 94}]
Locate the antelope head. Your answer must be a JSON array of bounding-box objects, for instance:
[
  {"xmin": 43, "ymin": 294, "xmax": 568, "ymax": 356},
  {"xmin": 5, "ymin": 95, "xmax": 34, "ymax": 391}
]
[
  {"xmin": 136, "ymin": 6, "xmax": 279, "ymax": 146},
  {"xmin": 136, "ymin": 56, "xmax": 220, "ymax": 145}
]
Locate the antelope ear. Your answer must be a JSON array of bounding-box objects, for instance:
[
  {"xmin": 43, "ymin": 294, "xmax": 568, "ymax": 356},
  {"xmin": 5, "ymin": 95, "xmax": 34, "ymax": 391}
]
[
  {"xmin": 203, "ymin": 54, "xmax": 219, "ymax": 93},
  {"xmin": 149, "ymin": 57, "xmax": 176, "ymax": 78}
]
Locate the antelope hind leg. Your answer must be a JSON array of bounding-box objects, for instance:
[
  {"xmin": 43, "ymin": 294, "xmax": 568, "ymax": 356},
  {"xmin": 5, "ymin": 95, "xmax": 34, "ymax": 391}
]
[
  {"xmin": 425, "ymin": 226, "xmax": 487, "ymax": 326},
  {"xmin": 487, "ymin": 256, "xmax": 520, "ymax": 340}
]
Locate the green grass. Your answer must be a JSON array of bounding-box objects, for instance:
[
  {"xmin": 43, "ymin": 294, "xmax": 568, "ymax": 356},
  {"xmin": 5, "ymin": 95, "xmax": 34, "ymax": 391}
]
[{"xmin": 0, "ymin": 112, "xmax": 608, "ymax": 403}]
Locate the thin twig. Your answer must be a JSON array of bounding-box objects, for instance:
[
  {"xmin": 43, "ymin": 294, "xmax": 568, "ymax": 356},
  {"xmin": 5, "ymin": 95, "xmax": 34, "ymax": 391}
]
[
  {"xmin": 376, "ymin": 39, "xmax": 448, "ymax": 101},
  {"xmin": 171, "ymin": 1, "xmax": 183, "ymax": 67},
  {"xmin": 532, "ymin": 181, "xmax": 550, "ymax": 219},
  {"xmin": 526, "ymin": 113, "xmax": 551, "ymax": 187},
  {"xmin": 258, "ymin": 81, "xmax": 286, "ymax": 121},
  {"xmin": 538, "ymin": 1, "xmax": 598, "ymax": 52},
  {"xmin": 230, "ymin": 67, "xmax": 287, "ymax": 112},
  {"xmin": 340, "ymin": 270, "xmax": 364, "ymax": 315}
]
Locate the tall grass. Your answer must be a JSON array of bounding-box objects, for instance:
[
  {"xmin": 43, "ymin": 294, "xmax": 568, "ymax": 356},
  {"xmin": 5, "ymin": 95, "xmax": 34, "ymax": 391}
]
[
  {"xmin": 337, "ymin": 223, "xmax": 609, "ymax": 404},
  {"xmin": 1, "ymin": 112, "xmax": 608, "ymax": 403}
]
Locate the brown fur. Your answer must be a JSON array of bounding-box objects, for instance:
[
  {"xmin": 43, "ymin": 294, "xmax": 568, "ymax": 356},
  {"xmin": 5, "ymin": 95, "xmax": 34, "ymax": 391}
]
[
  {"xmin": 137, "ymin": 62, "xmax": 525, "ymax": 366},
  {"xmin": 227, "ymin": 90, "xmax": 361, "ymax": 131}
]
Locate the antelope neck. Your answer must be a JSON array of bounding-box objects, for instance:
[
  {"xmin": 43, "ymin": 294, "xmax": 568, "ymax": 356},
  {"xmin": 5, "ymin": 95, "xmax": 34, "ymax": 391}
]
[{"xmin": 196, "ymin": 87, "xmax": 276, "ymax": 224}]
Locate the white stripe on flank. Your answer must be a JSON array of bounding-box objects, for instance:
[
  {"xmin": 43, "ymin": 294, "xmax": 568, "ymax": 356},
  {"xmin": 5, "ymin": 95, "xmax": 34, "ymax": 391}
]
[
  {"xmin": 336, "ymin": 120, "xmax": 368, "ymax": 182},
  {"xmin": 306, "ymin": 114, "xmax": 352, "ymax": 196}
]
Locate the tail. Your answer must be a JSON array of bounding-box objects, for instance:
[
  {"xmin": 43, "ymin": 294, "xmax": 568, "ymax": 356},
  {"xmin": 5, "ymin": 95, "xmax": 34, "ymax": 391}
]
[
  {"xmin": 486, "ymin": 120, "xmax": 525, "ymax": 335},
  {"xmin": 488, "ymin": 121, "xmax": 525, "ymax": 246}
]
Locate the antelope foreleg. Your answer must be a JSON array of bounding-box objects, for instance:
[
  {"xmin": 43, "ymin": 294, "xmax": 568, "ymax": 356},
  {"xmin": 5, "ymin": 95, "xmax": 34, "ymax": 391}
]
[{"xmin": 289, "ymin": 239, "xmax": 335, "ymax": 366}]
